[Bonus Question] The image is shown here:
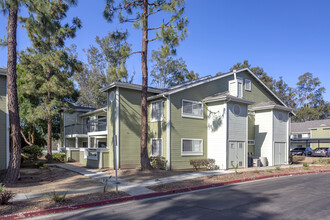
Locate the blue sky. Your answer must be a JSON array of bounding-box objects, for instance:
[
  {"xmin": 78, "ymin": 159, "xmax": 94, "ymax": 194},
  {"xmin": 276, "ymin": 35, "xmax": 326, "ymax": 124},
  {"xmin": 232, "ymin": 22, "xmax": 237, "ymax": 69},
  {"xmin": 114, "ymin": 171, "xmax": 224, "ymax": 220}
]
[{"xmin": 0, "ymin": 0, "xmax": 329, "ymax": 101}]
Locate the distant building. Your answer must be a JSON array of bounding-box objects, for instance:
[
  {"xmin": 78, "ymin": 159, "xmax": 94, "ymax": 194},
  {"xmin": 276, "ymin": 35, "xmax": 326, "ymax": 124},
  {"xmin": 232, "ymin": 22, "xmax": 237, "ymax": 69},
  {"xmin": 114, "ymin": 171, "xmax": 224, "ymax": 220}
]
[{"xmin": 290, "ymin": 119, "xmax": 330, "ymax": 149}]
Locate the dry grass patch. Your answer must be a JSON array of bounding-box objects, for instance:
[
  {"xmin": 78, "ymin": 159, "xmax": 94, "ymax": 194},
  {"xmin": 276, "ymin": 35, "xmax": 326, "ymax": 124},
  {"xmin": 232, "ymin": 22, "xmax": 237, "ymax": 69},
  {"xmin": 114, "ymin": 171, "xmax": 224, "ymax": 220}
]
[
  {"xmin": 148, "ymin": 166, "xmax": 330, "ymax": 192},
  {"xmin": 0, "ymin": 191, "xmax": 128, "ymax": 216},
  {"xmin": 1, "ymin": 167, "xmax": 102, "ymax": 194}
]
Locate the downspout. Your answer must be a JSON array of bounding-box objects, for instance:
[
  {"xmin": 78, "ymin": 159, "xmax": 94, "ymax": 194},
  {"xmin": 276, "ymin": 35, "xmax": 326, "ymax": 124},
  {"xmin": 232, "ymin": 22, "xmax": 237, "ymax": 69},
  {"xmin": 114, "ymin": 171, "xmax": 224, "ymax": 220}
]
[{"xmin": 165, "ymin": 94, "xmax": 171, "ymax": 170}]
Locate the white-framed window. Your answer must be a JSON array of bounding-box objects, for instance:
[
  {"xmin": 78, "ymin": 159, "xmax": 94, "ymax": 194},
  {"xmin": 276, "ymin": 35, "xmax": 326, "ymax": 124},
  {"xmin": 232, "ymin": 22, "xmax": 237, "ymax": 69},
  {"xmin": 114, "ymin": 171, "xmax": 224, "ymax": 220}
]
[
  {"xmin": 237, "ymin": 78, "xmax": 243, "ymax": 98},
  {"xmin": 151, "ymin": 138, "xmax": 162, "ymax": 156},
  {"xmin": 245, "ymin": 79, "xmax": 251, "ymax": 91},
  {"xmin": 181, "ymin": 139, "xmax": 203, "ymax": 156},
  {"xmin": 151, "ymin": 101, "xmax": 163, "ymax": 122},
  {"xmin": 182, "ymin": 100, "xmax": 203, "ymax": 119}
]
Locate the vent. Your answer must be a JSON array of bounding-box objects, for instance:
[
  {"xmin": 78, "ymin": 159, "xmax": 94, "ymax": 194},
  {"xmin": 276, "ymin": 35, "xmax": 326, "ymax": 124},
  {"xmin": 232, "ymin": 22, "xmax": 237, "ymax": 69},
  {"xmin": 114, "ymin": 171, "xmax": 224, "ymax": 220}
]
[{"xmin": 248, "ymin": 140, "xmax": 255, "ymax": 145}]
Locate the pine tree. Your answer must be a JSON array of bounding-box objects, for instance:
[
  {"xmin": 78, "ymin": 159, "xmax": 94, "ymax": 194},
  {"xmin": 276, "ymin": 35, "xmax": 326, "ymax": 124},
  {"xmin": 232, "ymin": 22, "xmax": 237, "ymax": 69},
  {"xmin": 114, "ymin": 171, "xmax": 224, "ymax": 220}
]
[
  {"xmin": 150, "ymin": 45, "xmax": 197, "ymax": 88},
  {"xmin": 0, "ymin": 0, "xmax": 22, "ymax": 183},
  {"xmin": 74, "ymin": 31, "xmax": 132, "ymax": 108},
  {"xmin": 273, "ymin": 77, "xmax": 296, "ymax": 109},
  {"xmin": 19, "ymin": 0, "xmax": 81, "ymax": 160},
  {"xmin": 104, "ymin": 0, "xmax": 188, "ymax": 170}
]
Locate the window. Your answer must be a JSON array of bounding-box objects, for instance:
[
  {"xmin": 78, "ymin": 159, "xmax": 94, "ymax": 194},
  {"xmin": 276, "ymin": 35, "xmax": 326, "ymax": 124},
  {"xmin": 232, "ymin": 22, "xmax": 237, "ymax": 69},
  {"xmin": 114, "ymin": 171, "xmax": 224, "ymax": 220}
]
[
  {"xmin": 237, "ymin": 80, "xmax": 243, "ymax": 98},
  {"xmin": 151, "ymin": 139, "xmax": 162, "ymax": 156},
  {"xmin": 151, "ymin": 101, "xmax": 163, "ymax": 122},
  {"xmin": 98, "ymin": 142, "xmax": 107, "ymax": 148},
  {"xmin": 245, "ymin": 79, "xmax": 251, "ymax": 91},
  {"xmin": 182, "ymin": 100, "xmax": 203, "ymax": 119},
  {"xmin": 181, "ymin": 139, "xmax": 203, "ymax": 156},
  {"xmin": 82, "ymin": 142, "xmax": 88, "ymax": 148},
  {"xmin": 297, "ymin": 134, "xmax": 302, "ymax": 139}
]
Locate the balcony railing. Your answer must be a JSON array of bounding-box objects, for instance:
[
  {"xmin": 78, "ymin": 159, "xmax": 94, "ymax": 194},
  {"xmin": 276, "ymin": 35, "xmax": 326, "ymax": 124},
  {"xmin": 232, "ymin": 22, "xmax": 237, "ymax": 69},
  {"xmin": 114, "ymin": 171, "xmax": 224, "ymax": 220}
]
[{"xmin": 65, "ymin": 118, "xmax": 107, "ymax": 136}]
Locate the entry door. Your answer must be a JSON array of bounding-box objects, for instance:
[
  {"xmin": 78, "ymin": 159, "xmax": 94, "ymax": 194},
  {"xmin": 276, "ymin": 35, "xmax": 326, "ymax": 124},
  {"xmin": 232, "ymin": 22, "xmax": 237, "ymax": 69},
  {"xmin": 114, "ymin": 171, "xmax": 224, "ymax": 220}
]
[
  {"xmin": 274, "ymin": 142, "xmax": 287, "ymax": 165},
  {"xmin": 228, "ymin": 141, "xmax": 245, "ymax": 168}
]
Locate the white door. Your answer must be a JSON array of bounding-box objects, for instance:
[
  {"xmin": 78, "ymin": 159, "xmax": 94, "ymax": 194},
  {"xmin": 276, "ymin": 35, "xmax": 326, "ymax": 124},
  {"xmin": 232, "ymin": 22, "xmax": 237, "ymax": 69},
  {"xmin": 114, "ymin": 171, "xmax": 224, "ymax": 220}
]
[
  {"xmin": 228, "ymin": 141, "xmax": 245, "ymax": 168},
  {"xmin": 274, "ymin": 142, "xmax": 287, "ymax": 165}
]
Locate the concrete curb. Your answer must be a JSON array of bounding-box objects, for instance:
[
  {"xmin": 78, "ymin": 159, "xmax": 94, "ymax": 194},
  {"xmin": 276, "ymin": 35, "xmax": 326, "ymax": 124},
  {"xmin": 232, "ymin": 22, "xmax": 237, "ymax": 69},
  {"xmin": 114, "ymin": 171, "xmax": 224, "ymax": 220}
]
[{"xmin": 2, "ymin": 169, "xmax": 330, "ymax": 220}]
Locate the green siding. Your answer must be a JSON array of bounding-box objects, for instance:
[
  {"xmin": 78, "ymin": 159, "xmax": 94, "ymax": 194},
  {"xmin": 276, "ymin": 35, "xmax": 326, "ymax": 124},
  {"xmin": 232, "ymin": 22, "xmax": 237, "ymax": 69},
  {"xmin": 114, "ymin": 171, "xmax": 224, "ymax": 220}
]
[
  {"xmin": 237, "ymin": 71, "xmax": 282, "ymax": 107},
  {"xmin": 79, "ymin": 151, "xmax": 87, "ymax": 165},
  {"xmin": 0, "ymin": 76, "xmax": 7, "ymax": 170},
  {"xmin": 248, "ymin": 114, "xmax": 255, "ymax": 140},
  {"xmin": 71, "ymin": 150, "xmax": 80, "ymax": 162},
  {"xmin": 119, "ymin": 88, "xmax": 141, "ymax": 168},
  {"xmin": 102, "ymin": 152, "xmax": 110, "ymax": 168},
  {"xmin": 311, "ymin": 128, "xmax": 330, "ymax": 148}
]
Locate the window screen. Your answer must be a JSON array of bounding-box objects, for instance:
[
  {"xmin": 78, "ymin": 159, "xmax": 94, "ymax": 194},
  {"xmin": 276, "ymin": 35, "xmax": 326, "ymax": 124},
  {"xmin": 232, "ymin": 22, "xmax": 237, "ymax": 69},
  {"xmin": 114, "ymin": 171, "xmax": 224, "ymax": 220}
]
[
  {"xmin": 151, "ymin": 101, "xmax": 163, "ymax": 121},
  {"xmin": 182, "ymin": 100, "xmax": 203, "ymax": 118},
  {"xmin": 182, "ymin": 139, "xmax": 203, "ymax": 155},
  {"xmin": 151, "ymin": 139, "xmax": 162, "ymax": 156},
  {"xmin": 245, "ymin": 79, "xmax": 251, "ymax": 91}
]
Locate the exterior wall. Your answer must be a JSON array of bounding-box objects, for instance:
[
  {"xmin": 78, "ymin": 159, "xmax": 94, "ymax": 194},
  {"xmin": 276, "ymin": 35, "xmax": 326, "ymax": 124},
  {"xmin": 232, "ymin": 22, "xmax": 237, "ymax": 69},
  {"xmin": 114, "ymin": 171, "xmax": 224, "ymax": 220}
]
[
  {"xmin": 102, "ymin": 152, "xmax": 110, "ymax": 168},
  {"xmin": 311, "ymin": 128, "xmax": 330, "ymax": 148},
  {"xmin": 255, "ymin": 110, "xmax": 273, "ymax": 165},
  {"xmin": 228, "ymin": 102, "xmax": 247, "ymax": 142},
  {"xmin": 71, "ymin": 150, "xmax": 80, "ymax": 162},
  {"xmin": 107, "ymin": 88, "xmax": 116, "ymax": 169},
  {"xmin": 237, "ymin": 71, "xmax": 282, "ymax": 107},
  {"xmin": 79, "ymin": 150, "xmax": 87, "ymax": 165},
  {"xmin": 248, "ymin": 113, "xmax": 255, "ymax": 156},
  {"xmin": 207, "ymin": 101, "xmax": 227, "ymax": 169},
  {"xmin": 119, "ymin": 88, "xmax": 142, "ymax": 168},
  {"xmin": 148, "ymin": 98, "xmax": 167, "ymax": 158},
  {"xmin": 0, "ymin": 75, "xmax": 7, "ymax": 170},
  {"xmin": 273, "ymin": 110, "xmax": 289, "ymax": 143}
]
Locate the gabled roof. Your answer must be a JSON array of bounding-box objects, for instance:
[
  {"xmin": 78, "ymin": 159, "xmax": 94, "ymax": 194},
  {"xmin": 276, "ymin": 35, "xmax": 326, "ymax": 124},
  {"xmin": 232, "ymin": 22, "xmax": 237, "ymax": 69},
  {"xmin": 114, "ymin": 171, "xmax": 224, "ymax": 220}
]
[
  {"xmin": 148, "ymin": 68, "xmax": 288, "ymax": 107},
  {"xmin": 61, "ymin": 105, "xmax": 96, "ymax": 113},
  {"xmin": 79, "ymin": 107, "xmax": 107, "ymax": 117},
  {"xmin": 100, "ymin": 81, "xmax": 164, "ymax": 93},
  {"xmin": 0, "ymin": 68, "xmax": 6, "ymax": 76},
  {"xmin": 203, "ymin": 92, "xmax": 255, "ymax": 105},
  {"xmin": 291, "ymin": 119, "xmax": 330, "ymax": 133},
  {"xmin": 252, "ymin": 101, "xmax": 293, "ymax": 113}
]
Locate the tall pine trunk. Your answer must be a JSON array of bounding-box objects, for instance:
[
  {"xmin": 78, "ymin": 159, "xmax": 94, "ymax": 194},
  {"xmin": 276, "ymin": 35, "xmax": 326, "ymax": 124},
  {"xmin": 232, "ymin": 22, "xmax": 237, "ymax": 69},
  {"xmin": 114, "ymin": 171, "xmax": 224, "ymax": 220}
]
[
  {"xmin": 4, "ymin": 3, "xmax": 22, "ymax": 184},
  {"xmin": 46, "ymin": 73, "xmax": 53, "ymax": 160},
  {"xmin": 140, "ymin": 0, "xmax": 152, "ymax": 170}
]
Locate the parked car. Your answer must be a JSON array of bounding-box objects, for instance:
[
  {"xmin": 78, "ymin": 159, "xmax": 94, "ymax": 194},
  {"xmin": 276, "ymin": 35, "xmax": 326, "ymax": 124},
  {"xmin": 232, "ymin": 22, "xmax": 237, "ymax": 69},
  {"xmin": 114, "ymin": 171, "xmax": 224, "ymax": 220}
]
[
  {"xmin": 290, "ymin": 147, "xmax": 306, "ymax": 156},
  {"xmin": 304, "ymin": 147, "xmax": 313, "ymax": 157},
  {"xmin": 311, "ymin": 148, "xmax": 330, "ymax": 157}
]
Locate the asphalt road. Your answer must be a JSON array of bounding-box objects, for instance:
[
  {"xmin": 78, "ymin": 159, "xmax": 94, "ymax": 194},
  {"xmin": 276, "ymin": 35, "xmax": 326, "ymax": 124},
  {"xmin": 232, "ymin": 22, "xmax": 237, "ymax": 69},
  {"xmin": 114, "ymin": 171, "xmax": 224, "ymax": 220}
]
[{"xmin": 32, "ymin": 173, "xmax": 330, "ymax": 220}]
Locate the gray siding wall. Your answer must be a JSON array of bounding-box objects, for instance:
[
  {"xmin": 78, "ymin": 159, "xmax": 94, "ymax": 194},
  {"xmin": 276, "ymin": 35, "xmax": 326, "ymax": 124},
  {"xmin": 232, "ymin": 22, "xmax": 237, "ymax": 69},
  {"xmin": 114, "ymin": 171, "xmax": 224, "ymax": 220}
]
[
  {"xmin": 228, "ymin": 102, "xmax": 247, "ymax": 142},
  {"xmin": 0, "ymin": 76, "xmax": 7, "ymax": 170},
  {"xmin": 273, "ymin": 110, "xmax": 288, "ymax": 143}
]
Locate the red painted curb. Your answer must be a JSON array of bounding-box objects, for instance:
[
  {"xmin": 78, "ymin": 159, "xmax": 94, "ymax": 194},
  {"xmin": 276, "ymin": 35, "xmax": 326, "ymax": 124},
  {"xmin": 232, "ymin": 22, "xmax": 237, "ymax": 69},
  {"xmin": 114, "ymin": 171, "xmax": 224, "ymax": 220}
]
[{"xmin": 2, "ymin": 169, "xmax": 330, "ymax": 220}]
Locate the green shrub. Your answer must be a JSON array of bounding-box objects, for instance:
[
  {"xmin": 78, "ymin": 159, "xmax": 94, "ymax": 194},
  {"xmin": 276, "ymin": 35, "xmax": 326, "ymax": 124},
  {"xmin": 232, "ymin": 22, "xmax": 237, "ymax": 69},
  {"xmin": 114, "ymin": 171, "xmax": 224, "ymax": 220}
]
[
  {"xmin": 275, "ymin": 166, "xmax": 281, "ymax": 170},
  {"xmin": 150, "ymin": 156, "xmax": 167, "ymax": 170},
  {"xmin": 312, "ymin": 160, "xmax": 317, "ymax": 164},
  {"xmin": 52, "ymin": 153, "xmax": 66, "ymax": 162},
  {"xmin": 22, "ymin": 145, "xmax": 43, "ymax": 163},
  {"xmin": 47, "ymin": 191, "xmax": 67, "ymax": 203},
  {"xmin": 232, "ymin": 164, "xmax": 239, "ymax": 174},
  {"xmin": 266, "ymin": 170, "xmax": 273, "ymax": 173},
  {"xmin": 303, "ymin": 162, "xmax": 309, "ymax": 167},
  {"xmin": 0, "ymin": 184, "xmax": 15, "ymax": 205},
  {"xmin": 35, "ymin": 162, "xmax": 46, "ymax": 168},
  {"xmin": 190, "ymin": 159, "xmax": 216, "ymax": 171}
]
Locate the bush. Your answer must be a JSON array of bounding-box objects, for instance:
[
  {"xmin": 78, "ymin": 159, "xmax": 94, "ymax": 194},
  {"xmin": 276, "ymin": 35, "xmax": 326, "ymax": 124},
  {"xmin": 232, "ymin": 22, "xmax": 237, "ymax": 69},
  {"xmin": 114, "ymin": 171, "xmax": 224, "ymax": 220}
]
[
  {"xmin": 303, "ymin": 162, "xmax": 309, "ymax": 167},
  {"xmin": 35, "ymin": 162, "xmax": 46, "ymax": 168},
  {"xmin": 22, "ymin": 145, "xmax": 43, "ymax": 163},
  {"xmin": 150, "ymin": 156, "xmax": 166, "ymax": 170},
  {"xmin": 190, "ymin": 159, "xmax": 216, "ymax": 170},
  {"xmin": 0, "ymin": 184, "xmax": 15, "ymax": 205},
  {"xmin": 275, "ymin": 166, "xmax": 281, "ymax": 170},
  {"xmin": 47, "ymin": 191, "xmax": 67, "ymax": 203},
  {"xmin": 52, "ymin": 153, "xmax": 66, "ymax": 162}
]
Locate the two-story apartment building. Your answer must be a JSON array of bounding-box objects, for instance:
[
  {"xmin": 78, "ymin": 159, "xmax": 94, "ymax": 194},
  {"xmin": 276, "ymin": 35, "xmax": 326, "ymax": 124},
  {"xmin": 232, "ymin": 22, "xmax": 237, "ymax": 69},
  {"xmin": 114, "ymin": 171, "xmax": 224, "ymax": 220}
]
[
  {"xmin": 291, "ymin": 119, "xmax": 330, "ymax": 149},
  {"xmin": 0, "ymin": 68, "xmax": 9, "ymax": 170},
  {"xmin": 63, "ymin": 68, "xmax": 293, "ymax": 170}
]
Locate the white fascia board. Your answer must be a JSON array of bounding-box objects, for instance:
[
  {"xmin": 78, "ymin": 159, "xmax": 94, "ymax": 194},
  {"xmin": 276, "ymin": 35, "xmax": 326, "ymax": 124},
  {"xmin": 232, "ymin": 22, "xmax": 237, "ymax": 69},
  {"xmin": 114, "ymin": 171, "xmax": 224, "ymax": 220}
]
[
  {"xmin": 79, "ymin": 107, "xmax": 107, "ymax": 117},
  {"xmin": 100, "ymin": 82, "xmax": 162, "ymax": 94},
  {"xmin": 253, "ymin": 105, "xmax": 293, "ymax": 113},
  {"xmin": 204, "ymin": 96, "xmax": 255, "ymax": 105}
]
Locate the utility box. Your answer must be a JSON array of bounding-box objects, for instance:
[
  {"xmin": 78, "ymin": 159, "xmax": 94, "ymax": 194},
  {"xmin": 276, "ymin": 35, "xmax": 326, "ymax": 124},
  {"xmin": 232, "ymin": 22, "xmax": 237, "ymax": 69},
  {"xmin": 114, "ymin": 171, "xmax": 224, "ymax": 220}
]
[{"xmin": 253, "ymin": 158, "xmax": 261, "ymax": 167}]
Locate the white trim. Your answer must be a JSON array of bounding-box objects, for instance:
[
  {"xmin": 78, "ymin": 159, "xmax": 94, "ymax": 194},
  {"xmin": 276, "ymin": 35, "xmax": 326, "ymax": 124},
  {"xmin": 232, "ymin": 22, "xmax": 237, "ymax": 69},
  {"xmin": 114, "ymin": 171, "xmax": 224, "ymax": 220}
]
[
  {"xmin": 166, "ymin": 96, "xmax": 171, "ymax": 170},
  {"xmin": 181, "ymin": 138, "xmax": 203, "ymax": 156},
  {"xmin": 271, "ymin": 109, "xmax": 274, "ymax": 166},
  {"xmin": 245, "ymin": 79, "xmax": 252, "ymax": 91},
  {"xmin": 253, "ymin": 105, "xmax": 292, "ymax": 112},
  {"xmin": 181, "ymin": 99, "xmax": 204, "ymax": 119},
  {"xmin": 100, "ymin": 82, "xmax": 163, "ymax": 93},
  {"xmin": 245, "ymin": 111, "xmax": 248, "ymax": 168},
  {"xmin": 203, "ymin": 95, "xmax": 254, "ymax": 105},
  {"xmin": 150, "ymin": 100, "xmax": 163, "ymax": 122},
  {"xmin": 5, "ymin": 79, "xmax": 9, "ymax": 168},
  {"xmin": 286, "ymin": 113, "xmax": 290, "ymax": 164},
  {"xmin": 115, "ymin": 87, "xmax": 120, "ymax": 169},
  {"xmin": 150, "ymin": 138, "xmax": 163, "ymax": 156}
]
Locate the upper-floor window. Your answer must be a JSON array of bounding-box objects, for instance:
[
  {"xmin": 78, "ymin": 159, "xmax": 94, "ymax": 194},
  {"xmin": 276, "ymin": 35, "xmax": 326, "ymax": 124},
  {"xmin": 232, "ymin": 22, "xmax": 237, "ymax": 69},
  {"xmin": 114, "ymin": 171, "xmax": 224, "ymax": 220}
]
[
  {"xmin": 245, "ymin": 79, "xmax": 251, "ymax": 91},
  {"xmin": 151, "ymin": 101, "xmax": 163, "ymax": 122},
  {"xmin": 182, "ymin": 99, "xmax": 203, "ymax": 119}
]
